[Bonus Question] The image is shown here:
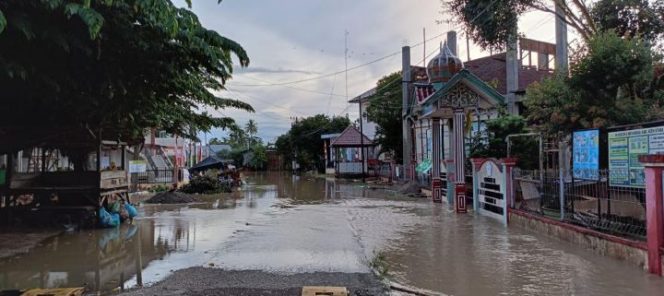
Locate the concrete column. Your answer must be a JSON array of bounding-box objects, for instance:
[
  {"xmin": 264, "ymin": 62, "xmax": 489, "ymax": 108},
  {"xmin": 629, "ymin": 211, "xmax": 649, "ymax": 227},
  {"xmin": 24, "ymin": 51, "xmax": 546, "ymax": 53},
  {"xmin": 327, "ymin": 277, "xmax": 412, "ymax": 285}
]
[
  {"xmin": 555, "ymin": 2, "xmax": 569, "ymax": 72},
  {"xmin": 432, "ymin": 118, "xmax": 442, "ymax": 203},
  {"xmin": 502, "ymin": 158, "xmax": 518, "ymax": 224},
  {"xmin": 505, "ymin": 27, "xmax": 519, "ymax": 115},
  {"xmin": 402, "ymin": 46, "xmax": 411, "ymax": 169},
  {"xmin": 639, "ymin": 155, "xmax": 664, "ymax": 276}
]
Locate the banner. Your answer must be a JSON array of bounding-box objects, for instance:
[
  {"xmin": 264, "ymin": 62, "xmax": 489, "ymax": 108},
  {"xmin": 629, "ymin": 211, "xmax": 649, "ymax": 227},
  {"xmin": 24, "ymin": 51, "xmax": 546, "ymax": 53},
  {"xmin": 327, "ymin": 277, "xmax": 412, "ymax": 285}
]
[
  {"xmin": 572, "ymin": 129, "xmax": 600, "ymax": 180},
  {"xmin": 609, "ymin": 125, "xmax": 664, "ymax": 187}
]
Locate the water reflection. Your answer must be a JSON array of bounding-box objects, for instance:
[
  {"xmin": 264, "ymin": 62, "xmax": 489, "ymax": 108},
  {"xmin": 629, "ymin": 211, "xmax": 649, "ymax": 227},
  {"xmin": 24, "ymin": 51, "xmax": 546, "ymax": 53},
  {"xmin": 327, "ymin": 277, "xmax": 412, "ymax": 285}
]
[
  {"xmin": 1, "ymin": 172, "xmax": 662, "ymax": 296},
  {"xmin": 0, "ymin": 221, "xmax": 169, "ymax": 292}
]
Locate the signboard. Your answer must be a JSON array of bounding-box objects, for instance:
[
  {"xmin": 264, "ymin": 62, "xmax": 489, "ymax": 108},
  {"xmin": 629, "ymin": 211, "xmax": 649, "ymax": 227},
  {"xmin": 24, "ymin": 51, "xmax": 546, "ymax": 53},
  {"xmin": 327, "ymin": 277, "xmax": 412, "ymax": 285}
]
[
  {"xmin": 609, "ymin": 125, "xmax": 664, "ymax": 187},
  {"xmin": 572, "ymin": 129, "xmax": 600, "ymax": 180},
  {"xmin": 415, "ymin": 158, "xmax": 432, "ymax": 173},
  {"xmin": 129, "ymin": 160, "xmax": 147, "ymax": 173}
]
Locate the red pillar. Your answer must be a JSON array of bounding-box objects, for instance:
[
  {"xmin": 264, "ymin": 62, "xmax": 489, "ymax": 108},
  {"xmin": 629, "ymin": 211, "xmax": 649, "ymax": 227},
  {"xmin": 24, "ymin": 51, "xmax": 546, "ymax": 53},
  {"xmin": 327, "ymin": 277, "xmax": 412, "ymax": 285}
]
[{"xmin": 639, "ymin": 154, "xmax": 664, "ymax": 276}]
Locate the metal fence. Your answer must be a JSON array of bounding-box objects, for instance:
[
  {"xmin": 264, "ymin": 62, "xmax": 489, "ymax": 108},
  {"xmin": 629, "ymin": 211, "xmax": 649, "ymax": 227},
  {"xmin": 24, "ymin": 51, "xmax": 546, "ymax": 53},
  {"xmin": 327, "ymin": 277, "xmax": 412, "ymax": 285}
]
[
  {"xmin": 130, "ymin": 169, "xmax": 174, "ymax": 184},
  {"xmin": 513, "ymin": 169, "xmax": 646, "ymax": 240}
]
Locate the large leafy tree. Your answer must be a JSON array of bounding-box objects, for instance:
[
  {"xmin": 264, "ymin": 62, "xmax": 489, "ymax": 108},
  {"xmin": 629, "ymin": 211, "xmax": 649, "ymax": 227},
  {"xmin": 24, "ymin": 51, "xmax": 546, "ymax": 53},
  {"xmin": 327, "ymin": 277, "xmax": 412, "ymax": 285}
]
[
  {"xmin": 445, "ymin": 0, "xmax": 663, "ymax": 51},
  {"xmin": 0, "ymin": 1, "xmax": 252, "ymax": 154},
  {"xmin": 525, "ymin": 32, "xmax": 662, "ymax": 137},
  {"xmin": 365, "ymin": 72, "xmax": 403, "ymax": 163},
  {"xmin": 275, "ymin": 114, "xmax": 350, "ymax": 171}
]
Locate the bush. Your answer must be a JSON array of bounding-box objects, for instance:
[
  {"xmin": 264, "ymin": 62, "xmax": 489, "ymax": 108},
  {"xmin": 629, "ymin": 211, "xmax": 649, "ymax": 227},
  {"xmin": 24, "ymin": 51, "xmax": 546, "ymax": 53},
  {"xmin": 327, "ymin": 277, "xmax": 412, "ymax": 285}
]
[{"xmin": 179, "ymin": 175, "xmax": 231, "ymax": 194}]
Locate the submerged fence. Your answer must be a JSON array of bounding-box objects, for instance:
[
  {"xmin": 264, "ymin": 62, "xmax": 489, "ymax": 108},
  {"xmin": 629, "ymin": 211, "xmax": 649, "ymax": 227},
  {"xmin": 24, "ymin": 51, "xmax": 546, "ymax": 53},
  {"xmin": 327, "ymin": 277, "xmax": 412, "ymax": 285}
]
[{"xmin": 513, "ymin": 169, "xmax": 646, "ymax": 240}]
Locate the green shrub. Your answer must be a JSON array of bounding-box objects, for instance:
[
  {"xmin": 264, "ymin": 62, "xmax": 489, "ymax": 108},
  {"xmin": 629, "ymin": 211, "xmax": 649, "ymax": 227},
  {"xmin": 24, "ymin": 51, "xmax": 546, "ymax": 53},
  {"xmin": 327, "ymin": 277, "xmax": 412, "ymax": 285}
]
[{"xmin": 179, "ymin": 175, "xmax": 231, "ymax": 194}]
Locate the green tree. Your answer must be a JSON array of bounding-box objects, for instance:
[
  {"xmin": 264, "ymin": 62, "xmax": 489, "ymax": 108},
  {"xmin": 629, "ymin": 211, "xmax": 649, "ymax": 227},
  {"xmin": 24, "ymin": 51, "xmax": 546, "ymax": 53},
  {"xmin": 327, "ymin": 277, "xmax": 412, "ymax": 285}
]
[
  {"xmin": 446, "ymin": 0, "xmax": 597, "ymax": 50},
  {"xmin": 0, "ymin": 1, "xmax": 252, "ymax": 156},
  {"xmin": 366, "ymin": 72, "xmax": 403, "ymax": 163},
  {"xmin": 275, "ymin": 114, "xmax": 350, "ymax": 171},
  {"xmin": 209, "ymin": 137, "xmax": 225, "ymax": 145},
  {"xmin": 469, "ymin": 114, "xmax": 539, "ymax": 169},
  {"xmin": 247, "ymin": 143, "xmax": 267, "ymax": 170},
  {"xmin": 446, "ymin": 0, "xmax": 663, "ymax": 51},
  {"xmin": 525, "ymin": 32, "xmax": 662, "ymax": 137},
  {"xmin": 591, "ymin": 0, "xmax": 664, "ymax": 44}
]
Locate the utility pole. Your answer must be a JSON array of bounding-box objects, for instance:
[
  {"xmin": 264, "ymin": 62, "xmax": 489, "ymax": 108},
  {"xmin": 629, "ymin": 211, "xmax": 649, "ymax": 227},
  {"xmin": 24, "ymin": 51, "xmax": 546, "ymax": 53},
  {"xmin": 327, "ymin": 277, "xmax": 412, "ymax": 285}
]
[
  {"xmin": 402, "ymin": 46, "xmax": 411, "ymax": 175},
  {"xmin": 344, "ymin": 30, "xmax": 349, "ymax": 105},
  {"xmin": 359, "ymin": 103, "xmax": 365, "ymax": 182}
]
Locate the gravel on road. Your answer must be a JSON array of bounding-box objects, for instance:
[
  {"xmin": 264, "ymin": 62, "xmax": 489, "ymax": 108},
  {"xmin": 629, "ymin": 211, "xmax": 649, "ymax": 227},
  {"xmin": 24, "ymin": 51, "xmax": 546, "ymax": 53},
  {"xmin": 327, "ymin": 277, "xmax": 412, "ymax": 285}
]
[{"xmin": 119, "ymin": 267, "xmax": 389, "ymax": 296}]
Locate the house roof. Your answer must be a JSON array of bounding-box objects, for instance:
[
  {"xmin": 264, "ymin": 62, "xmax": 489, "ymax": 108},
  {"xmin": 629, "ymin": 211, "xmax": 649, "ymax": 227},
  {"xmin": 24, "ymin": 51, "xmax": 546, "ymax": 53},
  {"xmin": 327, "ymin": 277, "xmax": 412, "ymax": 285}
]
[
  {"xmin": 321, "ymin": 133, "xmax": 341, "ymax": 140},
  {"xmin": 190, "ymin": 155, "xmax": 233, "ymax": 171},
  {"xmin": 330, "ymin": 126, "xmax": 374, "ymax": 147},
  {"xmin": 348, "ymin": 87, "xmax": 377, "ymax": 103},
  {"xmin": 464, "ymin": 53, "xmax": 552, "ymax": 94},
  {"xmin": 208, "ymin": 144, "xmax": 231, "ymax": 154},
  {"xmin": 420, "ymin": 69, "xmax": 506, "ymax": 112}
]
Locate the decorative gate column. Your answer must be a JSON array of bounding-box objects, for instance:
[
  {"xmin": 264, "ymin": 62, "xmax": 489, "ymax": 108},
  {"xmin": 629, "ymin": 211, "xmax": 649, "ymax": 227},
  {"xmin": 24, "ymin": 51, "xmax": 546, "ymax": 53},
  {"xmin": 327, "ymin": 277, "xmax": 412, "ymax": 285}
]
[
  {"xmin": 431, "ymin": 118, "xmax": 442, "ymax": 203},
  {"xmin": 452, "ymin": 108, "xmax": 467, "ymax": 213}
]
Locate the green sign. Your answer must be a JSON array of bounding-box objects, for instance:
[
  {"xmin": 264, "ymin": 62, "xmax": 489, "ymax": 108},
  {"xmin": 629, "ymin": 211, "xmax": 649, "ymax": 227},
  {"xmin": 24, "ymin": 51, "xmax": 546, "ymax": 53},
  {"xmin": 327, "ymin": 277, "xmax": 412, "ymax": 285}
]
[
  {"xmin": 608, "ymin": 126, "xmax": 664, "ymax": 187},
  {"xmin": 415, "ymin": 158, "xmax": 433, "ymax": 173},
  {"xmin": 0, "ymin": 169, "xmax": 5, "ymax": 186}
]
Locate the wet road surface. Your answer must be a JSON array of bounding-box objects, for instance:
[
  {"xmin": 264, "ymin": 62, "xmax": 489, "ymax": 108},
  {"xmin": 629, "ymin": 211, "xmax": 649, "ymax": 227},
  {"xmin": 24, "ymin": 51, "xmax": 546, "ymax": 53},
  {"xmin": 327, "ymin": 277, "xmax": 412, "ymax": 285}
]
[{"xmin": 1, "ymin": 172, "xmax": 663, "ymax": 295}]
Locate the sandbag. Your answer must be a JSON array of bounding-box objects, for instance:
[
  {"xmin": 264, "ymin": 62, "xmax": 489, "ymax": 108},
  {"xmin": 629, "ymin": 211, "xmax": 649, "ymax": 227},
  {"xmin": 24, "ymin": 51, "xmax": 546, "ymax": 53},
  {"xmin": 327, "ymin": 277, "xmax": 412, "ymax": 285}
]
[{"xmin": 124, "ymin": 203, "xmax": 138, "ymax": 218}]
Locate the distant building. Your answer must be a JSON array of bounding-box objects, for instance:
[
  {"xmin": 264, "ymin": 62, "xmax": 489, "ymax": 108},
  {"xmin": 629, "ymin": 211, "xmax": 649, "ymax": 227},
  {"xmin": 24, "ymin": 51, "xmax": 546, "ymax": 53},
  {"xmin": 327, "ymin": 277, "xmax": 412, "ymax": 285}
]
[{"xmin": 328, "ymin": 126, "xmax": 377, "ymax": 177}]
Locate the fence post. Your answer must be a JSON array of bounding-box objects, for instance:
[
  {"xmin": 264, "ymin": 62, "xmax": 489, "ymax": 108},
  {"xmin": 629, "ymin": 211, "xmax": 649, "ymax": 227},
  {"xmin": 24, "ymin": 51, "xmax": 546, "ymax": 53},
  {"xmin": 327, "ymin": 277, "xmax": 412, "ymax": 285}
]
[
  {"xmin": 502, "ymin": 158, "xmax": 518, "ymax": 224},
  {"xmin": 639, "ymin": 155, "xmax": 664, "ymax": 276},
  {"xmin": 470, "ymin": 158, "xmax": 485, "ymax": 212}
]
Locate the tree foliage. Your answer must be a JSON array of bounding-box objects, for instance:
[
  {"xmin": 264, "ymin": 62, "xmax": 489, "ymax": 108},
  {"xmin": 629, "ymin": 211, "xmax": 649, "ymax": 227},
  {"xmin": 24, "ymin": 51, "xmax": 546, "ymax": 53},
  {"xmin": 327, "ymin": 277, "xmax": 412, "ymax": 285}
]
[
  {"xmin": 366, "ymin": 72, "xmax": 403, "ymax": 163},
  {"xmin": 275, "ymin": 114, "xmax": 350, "ymax": 171},
  {"xmin": 591, "ymin": 0, "xmax": 664, "ymax": 45},
  {"xmin": 0, "ymin": 0, "xmax": 252, "ymax": 148},
  {"xmin": 468, "ymin": 114, "xmax": 540, "ymax": 169},
  {"xmin": 447, "ymin": 0, "xmax": 664, "ymax": 51},
  {"xmin": 525, "ymin": 32, "xmax": 663, "ymax": 137}
]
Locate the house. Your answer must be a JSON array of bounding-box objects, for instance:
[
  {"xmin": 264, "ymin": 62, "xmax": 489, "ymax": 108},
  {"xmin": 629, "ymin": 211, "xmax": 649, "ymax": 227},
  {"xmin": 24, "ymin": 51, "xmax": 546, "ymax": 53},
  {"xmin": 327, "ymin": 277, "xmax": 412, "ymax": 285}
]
[
  {"xmin": 329, "ymin": 126, "xmax": 377, "ymax": 177},
  {"xmin": 321, "ymin": 133, "xmax": 341, "ymax": 175},
  {"xmin": 401, "ymin": 31, "xmax": 554, "ymax": 207}
]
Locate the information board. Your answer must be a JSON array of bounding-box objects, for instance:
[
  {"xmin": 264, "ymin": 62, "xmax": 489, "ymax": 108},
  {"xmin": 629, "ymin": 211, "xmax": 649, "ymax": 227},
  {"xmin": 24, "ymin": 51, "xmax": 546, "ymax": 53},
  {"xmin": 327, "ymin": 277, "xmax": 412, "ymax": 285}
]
[
  {"xmin": 572, "ymin": 129, "xmax": 600, "ymax": 180},
  {"xmin": 129, "ymin": 160, "xmax": 147, "ymax": 173},
  {"xmin": 608, "ymin": 126, "xmax": 664, "ymax": 187}
]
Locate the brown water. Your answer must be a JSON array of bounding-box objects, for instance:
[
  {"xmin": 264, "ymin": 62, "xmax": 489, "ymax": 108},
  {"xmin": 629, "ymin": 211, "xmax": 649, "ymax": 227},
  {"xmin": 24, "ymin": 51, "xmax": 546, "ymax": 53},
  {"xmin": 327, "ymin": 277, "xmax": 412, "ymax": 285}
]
[{"xmin": 1, "ymin": 172, "xmax": 663, "ymax": 295}]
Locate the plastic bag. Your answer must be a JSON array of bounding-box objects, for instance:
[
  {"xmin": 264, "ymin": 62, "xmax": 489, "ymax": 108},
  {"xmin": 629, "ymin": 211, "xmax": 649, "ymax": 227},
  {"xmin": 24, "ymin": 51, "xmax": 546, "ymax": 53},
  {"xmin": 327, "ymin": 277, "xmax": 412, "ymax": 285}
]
[
  {"xmin": 110, "ymin": 213, "xmax": 120, "ymax": 226},
  {"xmin": 109, "ymin": 201, "xmax": 121, "ymax": 213},
  {"xmin": 124, "ymin": 203, "xmax": 138, "ymax": 218},
  {"xmin": 98, "ymin": 207, "xmax": 119, "ymax": 228}
]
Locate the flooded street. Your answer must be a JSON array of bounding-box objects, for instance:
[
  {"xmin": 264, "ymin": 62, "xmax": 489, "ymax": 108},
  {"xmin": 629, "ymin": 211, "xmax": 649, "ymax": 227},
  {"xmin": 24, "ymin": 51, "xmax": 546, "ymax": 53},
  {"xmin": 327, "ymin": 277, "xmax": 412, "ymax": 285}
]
[{"xmin": 2, "ymin": 172, "xmax": 664, "ymax": 295}]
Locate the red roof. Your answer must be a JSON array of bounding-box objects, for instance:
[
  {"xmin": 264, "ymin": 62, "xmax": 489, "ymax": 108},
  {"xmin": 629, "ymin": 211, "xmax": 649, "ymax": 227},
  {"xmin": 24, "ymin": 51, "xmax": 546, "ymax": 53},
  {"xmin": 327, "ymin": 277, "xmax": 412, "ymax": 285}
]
[
  {"xmin": 330, "ymin": 126, "xmax": 374, "ymax": 147},
  {"xmin": 464, "ymin": 53, "xmax": 552, "ymax": 94}
]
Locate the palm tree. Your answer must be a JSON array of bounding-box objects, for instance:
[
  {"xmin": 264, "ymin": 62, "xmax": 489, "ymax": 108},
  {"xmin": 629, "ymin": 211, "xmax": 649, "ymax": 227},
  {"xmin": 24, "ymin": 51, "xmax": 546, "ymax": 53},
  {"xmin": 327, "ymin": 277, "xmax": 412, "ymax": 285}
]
[{"xmin": 245, "ymin": 119, "xmax": 258, "ymax": 146}]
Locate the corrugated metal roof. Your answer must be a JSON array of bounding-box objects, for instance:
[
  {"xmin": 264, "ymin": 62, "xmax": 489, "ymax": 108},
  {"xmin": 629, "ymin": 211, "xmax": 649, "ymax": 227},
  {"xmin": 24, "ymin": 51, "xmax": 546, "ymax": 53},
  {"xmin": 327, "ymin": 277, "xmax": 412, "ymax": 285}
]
[{"xmin": 330, "ymin": 126, "xmax": 374, "ymax": 147}]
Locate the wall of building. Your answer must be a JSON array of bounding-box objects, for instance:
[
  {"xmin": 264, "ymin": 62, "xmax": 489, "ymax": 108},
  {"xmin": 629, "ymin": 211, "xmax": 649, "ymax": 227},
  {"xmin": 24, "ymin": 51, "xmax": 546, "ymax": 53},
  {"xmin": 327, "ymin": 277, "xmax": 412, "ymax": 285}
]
[
  {"xmin": 360, "ymin": 100, "xmax": 377, "ymax": 140},
  {"xmin": 509, "ymin": 210, "xmax": 658, "ymax": 272}
]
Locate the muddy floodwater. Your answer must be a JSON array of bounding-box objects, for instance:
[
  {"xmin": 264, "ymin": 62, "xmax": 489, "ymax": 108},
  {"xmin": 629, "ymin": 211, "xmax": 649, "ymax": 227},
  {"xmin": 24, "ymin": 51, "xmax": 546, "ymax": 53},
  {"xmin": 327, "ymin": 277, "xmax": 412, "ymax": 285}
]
[{"xmin": 1, "ymin": 172, "xmax": 663, "ymax": 295}]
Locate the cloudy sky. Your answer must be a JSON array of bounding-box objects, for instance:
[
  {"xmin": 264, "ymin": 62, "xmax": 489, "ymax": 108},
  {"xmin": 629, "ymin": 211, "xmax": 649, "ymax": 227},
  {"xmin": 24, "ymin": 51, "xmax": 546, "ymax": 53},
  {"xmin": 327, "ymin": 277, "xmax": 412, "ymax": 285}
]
[{"xmin": 178, "ymin": 1, "xmax": 558, "ymax": 143}]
